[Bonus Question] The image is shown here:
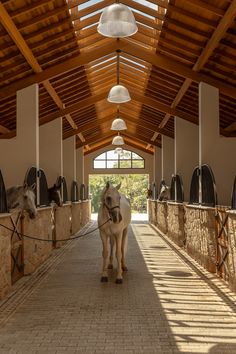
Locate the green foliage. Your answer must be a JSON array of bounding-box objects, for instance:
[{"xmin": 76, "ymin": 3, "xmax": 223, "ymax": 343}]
[{"xmin": 89, "ymin": 174, "xmax": 148, "ymax": 213}]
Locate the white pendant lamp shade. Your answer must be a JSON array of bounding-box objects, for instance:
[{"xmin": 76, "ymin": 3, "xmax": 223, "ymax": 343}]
[
  {"xmin": 111, "ymin": 117, "xmax": 127, "ymax": 130},
  {"xmin": 107, "ymin": 84, "xmax": 131, "ymax": 103},
  {"xmin": 115, "ymin": 147, "xmax": 123, "ymax": 154},
  {"xmin": 112, "ymin": 135, "xmax": 124, "ymax": 145},
  {"xmin": 97, "ymin": 3, "xmax": 138, "ymax": 38}
]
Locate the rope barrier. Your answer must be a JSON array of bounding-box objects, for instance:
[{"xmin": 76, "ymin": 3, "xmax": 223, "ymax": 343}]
[{"xmin": 0, "ymin": 217, "xmax": 111, "ymax": 243}]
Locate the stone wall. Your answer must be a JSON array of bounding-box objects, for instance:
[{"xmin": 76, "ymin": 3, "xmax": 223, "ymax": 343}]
[
  {"xmin": 0, "ymin": 214, "xmax": 12, "ymax": 300},
  {"xmin": 54, "ymin": 204, "xmax": 72, "ymax": 248},
  {"xmin": 148, "ymin": 200, "xmax": 157, "ymax": 225},
  {"xmin": 23, "ymin": 207, "xmax": 53, "ymax": 275},
  {"xmin": 225, "ymin": 211, "xmax": 236, "ymax": 292},
  {"xmin": 167, "ymin": 203, "xmax": 185, "ymax": 247},
  {"xmin": 156, "ymin": 202, "xmax": 168, "ymax": 234},
  {"xmin": 184, "ymin": 205, "xmax": 216, "ymax": 273},
  {"xmin": 71, "ymin": 202, "xmax": 81, "ymax": 235},
  {"xmin": 80, "ymin": 200, "xmax": 91, "ymax": 228}
]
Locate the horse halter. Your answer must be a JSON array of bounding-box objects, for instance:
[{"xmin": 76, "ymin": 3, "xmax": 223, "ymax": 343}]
[{"xmin": 103, "ymin": 203, "xmax": 120, "ymax": 213}]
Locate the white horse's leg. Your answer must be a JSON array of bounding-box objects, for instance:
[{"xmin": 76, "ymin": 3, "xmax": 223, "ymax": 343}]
[
  {"xmin": 101, "ymin": 234, "xmax": 109, "ymax": 282},
  {"xmin": 115, "ymin": 234, "xmax": 123, "ymax": 284},
  {"xmin": 121, "ymin": 227, "xmax": 128, "ymax": 271},
  {"xmin": 108, "ymin": 236, "xmax": 115, "ymax": 269}
]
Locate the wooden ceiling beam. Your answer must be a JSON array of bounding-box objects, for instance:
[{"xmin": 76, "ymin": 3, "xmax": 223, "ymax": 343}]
[
  {"xmin": 122, "ymin": 131, "xmax": 160, "ymax": 147},
  {"xmin": 1, "ymin": 37, "xmax": 236, "ymax": 104},
  {"xmin": 77, "ymin": 132, "xmax": 115, "ymax": 148},
  {"xmin": 0, "ymin": 40, "xmax": 126, "ymax": 99},
  {"xmin": 129, "ymin": 90, "xmax": 196, "ymax": 124},
  {"xmin": 0, "ymin": 125, "xmax": 11, "ymax": 134},
  {"xmin": 152, "ymin": 0, "xmax": 236, "ymax": 140},
  {"xmin": 186, "ymin": 0, "xmax": 224, "ymax": 16},
  {"xmin": 40, "ymin": 91, "xmax": 107, "ymax": 125},
  {"xmin": 0, "ymin": 2, "xmax": 85, "ymax": 142}
]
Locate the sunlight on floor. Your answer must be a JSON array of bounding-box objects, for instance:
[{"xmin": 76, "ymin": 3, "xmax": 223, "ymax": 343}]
[{"xmin": 131, "ymin": 223, "xmax": 236, "ymax": 354}]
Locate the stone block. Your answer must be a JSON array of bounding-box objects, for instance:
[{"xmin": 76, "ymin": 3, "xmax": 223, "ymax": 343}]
[{"xmin": 23, "ymin": 207, "xmax": 53, "ymax": 275}]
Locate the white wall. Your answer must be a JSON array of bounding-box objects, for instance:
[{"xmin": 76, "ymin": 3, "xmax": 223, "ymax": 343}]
[
  {"xmin": 199, "ymin": 82, "xmax": 236, "ymax": 206},
  {"xmin": 63, "ymin": 136, "xmax": 76, "ymax": 197},
  {"xmin": 0, "ymin": 84, "xmax": 39, "ymax": 187},
  {"xmin": 76, "ymin": 147, "xmax": 84, "ymax": 185},
  {"xmin": 175, "ymin": 118, "xmax": 199, "ymax": 201},
  {"xmin": 153, "ymin": 146, "xmax": 162, "ymax": 190},
  {"xmin": 39, "ymin": 118, "xmax": 63, "ymax": 187},
  {"xmin": 161, "ymin": 135, "xmax": 174, "ymax": 186},
  {"xmin": 84, "ymin": 144, "xmax": 154, "ymax": 187}
]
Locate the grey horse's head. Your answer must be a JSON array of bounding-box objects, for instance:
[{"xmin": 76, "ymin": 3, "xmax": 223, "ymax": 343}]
[
  {"xmin": 22, "ymin": 183, "xmax": 37, "ymax": 219},
  {"xmin": 158, "ymin": 183, "xmax": 170, "ymax": 201},
  {"xmin": 103, "ymin": 182, "xmax": 122, "ymax": 224}
]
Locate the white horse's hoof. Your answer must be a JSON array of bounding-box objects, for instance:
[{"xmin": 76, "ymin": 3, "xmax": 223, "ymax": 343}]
[
  {"xmin": 101, "ymin": 276, "xmax": 108, "ymax": 282},
  {"xmin": 116, "ymin": 278, "xmax": 123, "ymax": 284}
]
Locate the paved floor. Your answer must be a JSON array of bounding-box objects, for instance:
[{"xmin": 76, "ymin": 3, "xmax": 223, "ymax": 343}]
[{"xmin": 0, "ymin": 221, "xmax": 236, "ymax": 354}]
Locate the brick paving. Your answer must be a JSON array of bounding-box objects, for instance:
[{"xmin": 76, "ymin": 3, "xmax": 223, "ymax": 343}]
[{"xmin": 0, "ymin": 221, "xmax": 236, "ymax": 354}]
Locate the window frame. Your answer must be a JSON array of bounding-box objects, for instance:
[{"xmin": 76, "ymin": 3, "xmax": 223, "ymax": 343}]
[{"xmin": 93, "ymin": 149, "xmax": 145, "ymax": 169}]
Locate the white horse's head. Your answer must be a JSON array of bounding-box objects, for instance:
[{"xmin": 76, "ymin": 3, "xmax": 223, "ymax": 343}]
[
  {"xmin": 22, "ymin": 183, "xmax": 37, "ymax": 219},
  {"xmin": 102, "ymin": 181, "xmax": 122, "ymax": 224}
]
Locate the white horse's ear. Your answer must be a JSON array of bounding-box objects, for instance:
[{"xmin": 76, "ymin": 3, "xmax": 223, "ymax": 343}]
[
  {"xmin": 116, "ymin": 183, "xmax": 121, "ymax": 190},
  {"xmin": 30, "ymin": 183, "xmax": 36, "ymax": 190},
  {"xmin": 23, "ymin": 182, "xmax": 28, "ymax": 190}
]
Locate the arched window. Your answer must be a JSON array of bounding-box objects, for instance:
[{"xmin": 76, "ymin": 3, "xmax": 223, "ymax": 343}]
[{"xmin": 93, "ymin": 149, "xmax": 144, "ymax": 169}]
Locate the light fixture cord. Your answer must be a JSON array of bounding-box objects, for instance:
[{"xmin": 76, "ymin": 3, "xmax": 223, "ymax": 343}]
[{"xmin": 116, "ymin": 50, "xmax": 120, "ymax": 85}]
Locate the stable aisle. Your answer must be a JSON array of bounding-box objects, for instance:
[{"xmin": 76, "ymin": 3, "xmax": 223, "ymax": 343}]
[{"xmin": 0, "ymin": 221, "xmax": 236, "ymax": 354}]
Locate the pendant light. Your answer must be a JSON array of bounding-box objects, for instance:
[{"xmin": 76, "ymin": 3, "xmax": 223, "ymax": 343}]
[
  {"xmin": 112, "ymin": 132, "xmax": 124, "ymax": 145},
  {"xmin": 97, "ymin": 3, "xmax": 138, "ymax": 38},
  {"xmin": 107, "ymin": 50, "xmax": 131, "ymax": 104},
  {"xmin": 115, "ymin": 147, "xmax": 123, "ymax": 154},
  {"xmin": 111, "ymin": 106, "xmax": 127, "ymax": 130}
]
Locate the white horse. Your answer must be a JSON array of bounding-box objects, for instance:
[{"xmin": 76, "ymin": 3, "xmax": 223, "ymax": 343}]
[{"xmin": 97, "ymin": 182, "xmax": 131, "ymax": 284}]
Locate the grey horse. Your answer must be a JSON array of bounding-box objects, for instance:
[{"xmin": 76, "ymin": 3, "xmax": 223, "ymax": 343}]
[{"xmin": 6, "ymin": 183, "xmax": 37, "ymax": 219}]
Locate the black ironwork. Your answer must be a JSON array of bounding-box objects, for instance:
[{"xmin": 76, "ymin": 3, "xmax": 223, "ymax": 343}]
[
  {"xmin": 71, "ymin": 181, "xmax": 79, "ymax": 202},
  {"xmin": 231, "ymin": 176, "xmax": 236, "ymax": 209},
  {"xmin": 56, "ymin": 176, "xmax": 68, "ymax": 203},
  {"xmin": 201, "ymin": 164, "xmax": 217, "ymax": 207},
  {"xmin": 189, "ymin": 165, "xmax": 217, "ymax": 206},
  {"xmin": 80, "ymin": 183, "xmax": 86, "ymax": 200},
  {"xmin": 189, "ymin": 166, "xmax": 200, "ymax": 204},
  {"xmin": 170, "ymin": 175, "xmax": 184, "ymax": 202},
  {"xmin": 39, "ymin": 169, "xmax": 50, "ymax": 206},
  {"xmin": 0, "ymin": 170, "xmax": 8, "ymax": 213},
  {"xmin": 170, "ymin": 177, "xmax": 175, "ymax": 201},
  {"xmin": 86, "ymin": 185, "xmax": 90, "ymax": 200},
  {"xmin": 24, "ymin": 167, "xmax": 50, "ymax": 206}
]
